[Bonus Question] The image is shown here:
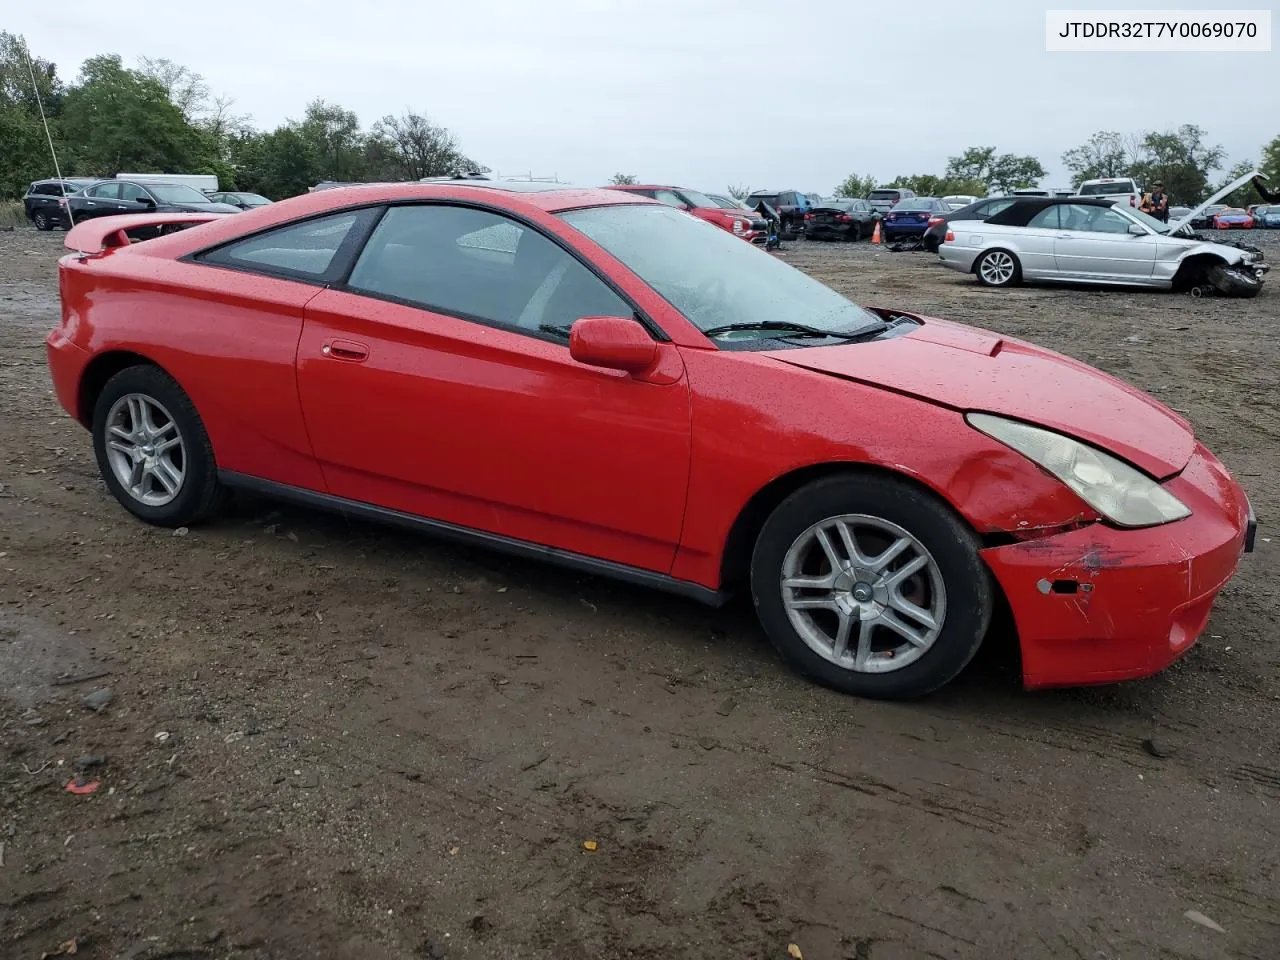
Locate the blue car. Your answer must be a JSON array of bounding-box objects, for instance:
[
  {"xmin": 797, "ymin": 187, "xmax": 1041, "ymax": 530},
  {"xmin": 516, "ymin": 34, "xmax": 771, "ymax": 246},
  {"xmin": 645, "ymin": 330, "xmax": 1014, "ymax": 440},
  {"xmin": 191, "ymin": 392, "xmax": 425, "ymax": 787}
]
[
  {"xmin": 1255, "ymin": 205, "xmax": 1280, "ymax": 229},
  {"xmin": 881, "ymin": 197, "xmax": 949, "ymax": 242}
]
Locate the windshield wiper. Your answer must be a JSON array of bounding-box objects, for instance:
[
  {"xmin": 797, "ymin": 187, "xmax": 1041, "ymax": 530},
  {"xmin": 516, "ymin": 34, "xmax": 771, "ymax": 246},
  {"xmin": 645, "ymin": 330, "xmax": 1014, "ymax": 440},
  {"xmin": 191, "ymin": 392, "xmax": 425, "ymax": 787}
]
[{"xmin": 701, "ymin": 320, "xmax": 885, "ymax": 340}]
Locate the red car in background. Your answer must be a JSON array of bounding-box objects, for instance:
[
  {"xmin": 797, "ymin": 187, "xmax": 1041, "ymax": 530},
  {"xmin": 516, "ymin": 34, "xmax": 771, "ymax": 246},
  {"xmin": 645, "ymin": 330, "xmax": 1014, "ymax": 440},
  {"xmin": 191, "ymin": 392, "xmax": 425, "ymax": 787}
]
[
  {"xmin": 1213, "ymin": 207, "xmax": 1254, "ymax": 229},
  {"xmin": 605, "ymin": 184, "xmax": 766, "ymax": 243},
  {"xmin": 45, "ymin": 180, "xmax": 1255, "ymax": 700}
]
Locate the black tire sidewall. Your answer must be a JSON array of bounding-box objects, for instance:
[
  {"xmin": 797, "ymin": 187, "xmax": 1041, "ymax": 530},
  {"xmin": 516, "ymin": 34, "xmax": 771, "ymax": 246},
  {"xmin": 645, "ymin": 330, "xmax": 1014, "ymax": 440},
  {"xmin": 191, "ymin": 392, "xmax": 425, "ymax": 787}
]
[
  {"xmin": 750, "ymin": 475, "xmax": 993, "ymax": 699},
  {"xmin": 92, "ymin": 366, "xmax": 222, "ymax": 526},
  {"xmin": 34, "ymin": 212, "xmax": 51, "ymax": 230}
]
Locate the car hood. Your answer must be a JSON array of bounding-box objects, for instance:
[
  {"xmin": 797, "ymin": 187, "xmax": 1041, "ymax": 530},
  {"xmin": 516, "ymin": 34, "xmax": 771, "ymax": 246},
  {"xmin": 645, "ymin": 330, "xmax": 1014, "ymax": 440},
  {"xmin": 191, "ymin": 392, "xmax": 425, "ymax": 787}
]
[
  {"xmin": 761, "ymin": 318, "xmax": 1195, "ymax": 479},
  {"xmin": 1167, "ymin": 169, "xmax": 1261, "ymax": 233}
]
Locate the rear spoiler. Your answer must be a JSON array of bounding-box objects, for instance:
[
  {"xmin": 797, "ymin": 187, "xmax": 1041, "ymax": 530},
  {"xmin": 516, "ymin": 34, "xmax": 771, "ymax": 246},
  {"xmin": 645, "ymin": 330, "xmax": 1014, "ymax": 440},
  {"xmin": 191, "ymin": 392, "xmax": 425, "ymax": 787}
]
[{"xmin": 65, "ymin": 212, "xmax": 232, "ymax": 254}]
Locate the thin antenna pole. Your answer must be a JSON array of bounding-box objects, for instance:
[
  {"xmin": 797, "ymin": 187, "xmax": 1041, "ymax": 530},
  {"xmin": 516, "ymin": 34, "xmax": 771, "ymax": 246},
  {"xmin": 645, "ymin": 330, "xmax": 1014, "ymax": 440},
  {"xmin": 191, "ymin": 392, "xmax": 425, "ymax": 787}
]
[{"xmin": 22, "ymin": 39, "xmax": 75, "ymax": 226}]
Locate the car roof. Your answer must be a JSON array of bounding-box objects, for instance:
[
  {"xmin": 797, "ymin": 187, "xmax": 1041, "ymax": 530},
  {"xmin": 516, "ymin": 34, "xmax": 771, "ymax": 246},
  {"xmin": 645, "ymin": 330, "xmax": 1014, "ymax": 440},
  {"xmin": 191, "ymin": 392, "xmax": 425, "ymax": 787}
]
[{"xmin": 982, "ymin": 196, "xmax": 1116, "ymax": 227}]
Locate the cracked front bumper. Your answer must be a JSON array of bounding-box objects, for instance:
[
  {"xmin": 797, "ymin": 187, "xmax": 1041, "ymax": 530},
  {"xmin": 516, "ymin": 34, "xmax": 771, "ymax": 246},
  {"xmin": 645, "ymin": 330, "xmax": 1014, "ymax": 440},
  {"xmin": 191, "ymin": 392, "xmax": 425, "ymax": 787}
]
[{"xmin": 982, "ymin": 443, "xmax": 1253, "ymax": 689}]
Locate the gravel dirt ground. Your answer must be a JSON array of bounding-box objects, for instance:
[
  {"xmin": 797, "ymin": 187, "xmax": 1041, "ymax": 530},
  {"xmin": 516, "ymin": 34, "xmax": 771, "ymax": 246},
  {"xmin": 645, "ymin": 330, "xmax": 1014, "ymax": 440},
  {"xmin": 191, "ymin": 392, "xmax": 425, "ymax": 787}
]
[{"xmin": 1, "ymin": 226, "xmax": 1278, "ymax": 960}]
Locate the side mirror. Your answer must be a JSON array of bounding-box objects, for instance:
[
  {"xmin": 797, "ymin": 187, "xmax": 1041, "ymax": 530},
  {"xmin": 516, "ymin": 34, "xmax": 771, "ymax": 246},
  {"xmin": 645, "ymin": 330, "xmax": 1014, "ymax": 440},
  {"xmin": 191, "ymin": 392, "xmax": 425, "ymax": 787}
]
[
  {"xmin": 569, "ymin": 316, "xmax": 658, "ymax": 374},
  {"xmin": 138, "ymin": 197, "xmax": 156, "ymax": 208},
  {"xmin": 1127, "ymin": 223, "xmax": 1147, "ymax": 235}
]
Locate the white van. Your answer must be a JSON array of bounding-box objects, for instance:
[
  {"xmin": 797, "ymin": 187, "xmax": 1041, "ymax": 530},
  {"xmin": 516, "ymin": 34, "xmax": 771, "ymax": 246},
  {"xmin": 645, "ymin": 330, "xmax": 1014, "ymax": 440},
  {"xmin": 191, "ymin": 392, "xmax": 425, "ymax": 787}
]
[
  {"xmin": 116, "ymin": 173, "xmax": 219, "ymax": 195},
  {"xmin": 1075, "ymin": 177, "xmax": 1142, "ymax": 208}
]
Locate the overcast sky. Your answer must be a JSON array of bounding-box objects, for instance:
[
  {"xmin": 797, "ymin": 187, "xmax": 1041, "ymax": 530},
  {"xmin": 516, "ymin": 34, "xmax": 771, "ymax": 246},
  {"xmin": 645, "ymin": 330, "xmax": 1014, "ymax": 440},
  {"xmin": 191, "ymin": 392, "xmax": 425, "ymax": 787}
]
[{"xmin": 11, "ymin": 0, "xmax": 1278, "ymax": 193}]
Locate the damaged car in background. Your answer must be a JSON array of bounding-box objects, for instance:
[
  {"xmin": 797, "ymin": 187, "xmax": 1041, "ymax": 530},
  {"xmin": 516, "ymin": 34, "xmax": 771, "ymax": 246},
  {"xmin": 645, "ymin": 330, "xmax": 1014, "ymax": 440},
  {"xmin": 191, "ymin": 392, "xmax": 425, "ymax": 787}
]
[{"xmin": 938, "ymin": 171, "xmax": 1269, "ymax": 298}]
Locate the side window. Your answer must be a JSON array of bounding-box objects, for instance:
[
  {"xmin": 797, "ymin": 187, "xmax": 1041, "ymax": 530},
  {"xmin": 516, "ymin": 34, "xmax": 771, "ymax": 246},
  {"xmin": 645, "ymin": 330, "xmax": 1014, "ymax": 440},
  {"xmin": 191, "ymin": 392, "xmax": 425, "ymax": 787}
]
[
  {"xmin": 119, "ymin": 183, "xmax": 149, "ymax": 202},
  {"xmin": 199, "ymin": 210, "xmax": 363, "ymax": 280},
  {"xmin": 1027, "ymin": 206, "xmax": 1062, "ymax": 229},
  {"xmin": 653, "ymin": 189, "xmax": 685, "ymax": 208},
  {"xmin": 983, "ymin": 199, "xmax": 1014, "ymax": 218},
  {"xmin": 1090, "ymin": 208, "xmax": 1138, "ymax": 234},
  {"xmin": 1060, "ymin": 203, "xmax": 1107, "ymax": 232},
  {"xmin": 89, "ymin": 183, "xmax": 120, "ymax": 199},
  {"xmin": 345, "ymin": 205, "xmax": 635, "ymax": 337}
]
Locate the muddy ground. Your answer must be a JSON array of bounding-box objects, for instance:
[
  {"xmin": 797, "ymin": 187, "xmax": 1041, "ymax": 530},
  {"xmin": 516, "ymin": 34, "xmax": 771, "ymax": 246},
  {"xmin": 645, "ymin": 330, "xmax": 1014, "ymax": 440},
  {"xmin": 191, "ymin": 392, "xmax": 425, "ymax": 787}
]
[{"xmin": 1, "ymin": 226, "xmax": 1278, "ymax": 960}]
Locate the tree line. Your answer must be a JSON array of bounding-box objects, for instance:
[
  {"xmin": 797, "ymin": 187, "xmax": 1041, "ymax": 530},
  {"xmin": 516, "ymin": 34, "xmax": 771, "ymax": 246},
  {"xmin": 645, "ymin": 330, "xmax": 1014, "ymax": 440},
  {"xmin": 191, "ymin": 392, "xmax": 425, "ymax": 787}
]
[
  {"xmin": 834, "ymin": 128, "xmax": 1280, "ymax": 205},
  {"xmin": 0, "ymin": 32, "xmax": 483, "ymax": 200}
]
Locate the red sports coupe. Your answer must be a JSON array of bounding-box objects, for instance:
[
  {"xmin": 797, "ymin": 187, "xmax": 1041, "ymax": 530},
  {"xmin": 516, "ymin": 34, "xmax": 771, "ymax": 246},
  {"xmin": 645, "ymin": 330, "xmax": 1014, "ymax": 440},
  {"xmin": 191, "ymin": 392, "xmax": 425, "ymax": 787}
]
[{"xmin": 46, "ymin": 181, "xmax": 1256, "ymax": 699}]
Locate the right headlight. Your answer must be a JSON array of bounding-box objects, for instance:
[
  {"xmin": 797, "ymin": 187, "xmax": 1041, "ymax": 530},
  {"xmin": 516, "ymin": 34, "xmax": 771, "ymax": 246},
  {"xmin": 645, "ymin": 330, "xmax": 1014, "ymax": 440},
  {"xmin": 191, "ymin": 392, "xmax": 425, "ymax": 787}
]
[{"xmin": 967, "ymin": 412, "xmax": 1191, "ymax": 528}]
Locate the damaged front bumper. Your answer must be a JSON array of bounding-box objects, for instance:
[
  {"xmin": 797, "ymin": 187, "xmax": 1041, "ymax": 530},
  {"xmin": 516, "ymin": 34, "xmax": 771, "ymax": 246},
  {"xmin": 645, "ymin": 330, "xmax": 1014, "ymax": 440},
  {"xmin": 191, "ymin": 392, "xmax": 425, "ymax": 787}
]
[{"xmin": 982, "ymin": 443, "xmax": 1254, "ymax": 689}]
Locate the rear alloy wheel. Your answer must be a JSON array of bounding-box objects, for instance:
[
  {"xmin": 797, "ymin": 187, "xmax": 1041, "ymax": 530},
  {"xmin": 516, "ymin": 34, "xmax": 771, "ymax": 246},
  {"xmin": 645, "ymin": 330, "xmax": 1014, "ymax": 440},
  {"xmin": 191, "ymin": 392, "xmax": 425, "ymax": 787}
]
[
  {"xmin": 92, "ymin": 365, "xmax": 228, "ymax": 527},
  {"xmin": 751, "ymin": 475, "xmax": 992, "ymax": 699},
  {"xmin": 975, "ymin": 249, "xmax": 1021, "ymax": 287},
  {"xmin": 33, "ymin": 211, "xmax": 52, "ymax": 231}
]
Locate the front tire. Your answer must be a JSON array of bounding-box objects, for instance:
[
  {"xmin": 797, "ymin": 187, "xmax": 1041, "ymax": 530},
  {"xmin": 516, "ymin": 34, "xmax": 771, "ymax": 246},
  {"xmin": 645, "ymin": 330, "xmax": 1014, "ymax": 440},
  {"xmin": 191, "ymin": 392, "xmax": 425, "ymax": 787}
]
[
  {"xmin": 750, "ymin": 475, "xmax": 992, "ymax": 699},
  {"xmin": 92, "ymin": 365, "xmax": 228, "ymax": 527},
  {"xmin": 975, "ymin": 249, "xmax": 1021, "ymax": 287}
]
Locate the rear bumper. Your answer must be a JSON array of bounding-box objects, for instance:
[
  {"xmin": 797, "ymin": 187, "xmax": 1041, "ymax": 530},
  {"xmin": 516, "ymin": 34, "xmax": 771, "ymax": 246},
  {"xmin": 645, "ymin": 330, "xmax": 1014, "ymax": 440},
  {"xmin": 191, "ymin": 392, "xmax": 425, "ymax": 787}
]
[
  {"xmin": 46, "ymin": 329, "xmax": 92, "ymax": 425},
  {"xmin": 882, "ymin": 222, "xmax": 928, "ymax": 236},
  {"xmin": 982, "ymin": 443, "xmax": 1253, "ymax": 689},
  {"xmin": 937, "ymin": 244, "xmax": 979, "ymax": 273}
]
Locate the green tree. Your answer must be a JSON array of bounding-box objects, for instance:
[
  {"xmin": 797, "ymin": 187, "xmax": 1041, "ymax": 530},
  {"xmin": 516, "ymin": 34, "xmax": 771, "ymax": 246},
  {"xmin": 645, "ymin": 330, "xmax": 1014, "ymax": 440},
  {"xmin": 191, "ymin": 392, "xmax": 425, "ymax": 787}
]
[
  {"xmin": 1216, "ymin": 159, "xmax": 1256, "ymax": 207},
  {"xmin": 833, "ymin": 173, "xmax": 875, "ymax": 198},
  {"xmin": 297, "ymin": 99, "xmax": 363, "ymax": 181},
  {"xmin": 253, "ymin": 126, "xmax": 323, "ymax": 198},
  {"xmin": 1061, "ymin": 131, "xmax": 1133, "ymax": 187},
  {"xmin": 1129, "ymin": 124, "xmax": 1224, "ymax": 204},
  {"xmin": 609, "ymin": 172, "xmax": 638, "ymax": 185},
  {"xmin": 1255, "ymin": 134, "xmax": 1279, "ymax": 195},
  {"xmin": 0, "ymin": 33, "xmax": 65, "ymax": 198},
  {"xmin": 945, "ymin": 145, "xmax": 1046, "ymax": 193},
  {"xmin": 374, "ymin": 111, "xmax": 470, "ymax": 180},
  {"xmin": 61, "ymin": 55, "xmax": 205, "ymax": 176}
]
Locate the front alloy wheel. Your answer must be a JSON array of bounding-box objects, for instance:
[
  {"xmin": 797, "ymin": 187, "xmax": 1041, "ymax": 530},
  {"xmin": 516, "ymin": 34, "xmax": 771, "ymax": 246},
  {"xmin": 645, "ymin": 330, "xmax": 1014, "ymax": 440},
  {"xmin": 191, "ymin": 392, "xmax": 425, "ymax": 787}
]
[
  {"xmin": 781, "ymin": 515, "xmax": 945, "ymax": 674},
  {"xmin": 750, "ymin": 474, "xmax": 992, "ymax": 699}
]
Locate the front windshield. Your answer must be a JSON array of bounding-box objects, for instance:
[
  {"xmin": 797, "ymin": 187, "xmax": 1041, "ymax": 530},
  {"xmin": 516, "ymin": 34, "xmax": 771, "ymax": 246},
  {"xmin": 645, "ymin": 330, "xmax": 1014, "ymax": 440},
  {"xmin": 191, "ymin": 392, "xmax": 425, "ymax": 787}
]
[
  {"xmin": 146, "ymin": 184, "xmax": 213, "ymax": 204},
  {"xmin": 559, "ymin": 204, "xmax": 883, "ymax": 338}
]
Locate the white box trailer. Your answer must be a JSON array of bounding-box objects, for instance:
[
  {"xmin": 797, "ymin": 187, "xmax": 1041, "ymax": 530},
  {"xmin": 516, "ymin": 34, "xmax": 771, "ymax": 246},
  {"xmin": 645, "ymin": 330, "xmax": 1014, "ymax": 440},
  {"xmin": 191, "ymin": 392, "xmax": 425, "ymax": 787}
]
[{"xmin": 115, "ymin": 173, "xmax": 219, "ymax": 194}]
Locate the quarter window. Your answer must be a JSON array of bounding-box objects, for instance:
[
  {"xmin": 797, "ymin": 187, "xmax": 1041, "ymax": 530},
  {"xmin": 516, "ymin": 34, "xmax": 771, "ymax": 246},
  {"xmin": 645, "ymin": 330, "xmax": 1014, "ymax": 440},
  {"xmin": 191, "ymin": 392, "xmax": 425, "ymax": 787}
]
[
  {"xmin": 345, "ymin": 204, "xmax": 634, "ymax": 337},
  {"xmin": 1027, "ymin": 206, "xmax": 1062, "ymax": 229},
  {"xmin": 198, "ymin": 210, "xmax": 364, "ymax": 280}
]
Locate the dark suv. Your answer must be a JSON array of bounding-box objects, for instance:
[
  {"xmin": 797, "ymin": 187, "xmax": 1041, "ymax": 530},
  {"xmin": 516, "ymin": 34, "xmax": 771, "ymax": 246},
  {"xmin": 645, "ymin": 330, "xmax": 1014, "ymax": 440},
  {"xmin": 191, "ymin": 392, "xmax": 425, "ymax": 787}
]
[
  {"xmin": 23, "ymin": 179, "xmax": 96, "ymax": 231},
  {"xmin": 745, "ymin": 189, "xmax": 812, "ymax": 238}
]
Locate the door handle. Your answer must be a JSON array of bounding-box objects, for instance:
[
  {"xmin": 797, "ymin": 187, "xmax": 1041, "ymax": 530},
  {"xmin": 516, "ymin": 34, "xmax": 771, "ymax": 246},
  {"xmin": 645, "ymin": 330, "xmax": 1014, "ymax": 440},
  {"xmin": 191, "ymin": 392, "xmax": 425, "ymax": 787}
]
[
  {"xmin": 321, "ymin": 339, "xmax": 369, "ymax": 362},
  {"xmin": 1056, "ymin": 233, "xmax": 1073, "ymax": 238}
]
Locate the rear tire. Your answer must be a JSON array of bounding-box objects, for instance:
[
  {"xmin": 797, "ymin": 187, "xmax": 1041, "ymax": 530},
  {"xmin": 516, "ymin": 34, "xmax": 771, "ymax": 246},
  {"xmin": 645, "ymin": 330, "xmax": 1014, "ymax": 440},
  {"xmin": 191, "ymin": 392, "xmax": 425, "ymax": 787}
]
[
  {"xmin": 750, "ymin": 474, "xmax": 992, "ymax": 700},
  {"xmin": 92, "ymin": 365, "xmax": 229, "ymax": 527},
  {"xmin": 33, "ymin": 211, "xmax": 52, "ymax": 231},
  {"xmin": 1208, "ymin": 264, "xmax": 1263, "ymax": 299},
  {"xmin": 975, "ymin": 249, "xmax": 1021, "ymax": 287}
]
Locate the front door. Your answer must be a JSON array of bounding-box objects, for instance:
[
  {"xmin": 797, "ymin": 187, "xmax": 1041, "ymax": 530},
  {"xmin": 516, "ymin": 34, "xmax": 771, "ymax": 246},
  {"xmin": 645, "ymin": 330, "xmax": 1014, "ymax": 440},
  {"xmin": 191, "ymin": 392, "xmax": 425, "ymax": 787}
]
[
  {"xmin": 296, "ymin": 202, "xmax": 694, "ymax": 575},
  {"xmin": 1051, "ymin": 203, "xmax": 1157, "ymax": 280}
]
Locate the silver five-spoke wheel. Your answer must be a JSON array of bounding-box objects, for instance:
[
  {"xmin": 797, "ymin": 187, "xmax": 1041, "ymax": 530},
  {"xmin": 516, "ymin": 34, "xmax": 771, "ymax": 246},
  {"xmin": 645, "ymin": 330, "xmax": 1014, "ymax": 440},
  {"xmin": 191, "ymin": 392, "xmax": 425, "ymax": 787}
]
[
  {"xmin": 780, "ymin": 514, "xmax": 947, "ymax": 674},
  {"xmin": 978, "ymin": 250, "xmax": 1016, "ymax": 286},
  {"xmin": 103, "ymin": 394, "xmax": 186, "ymax": 506}
]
